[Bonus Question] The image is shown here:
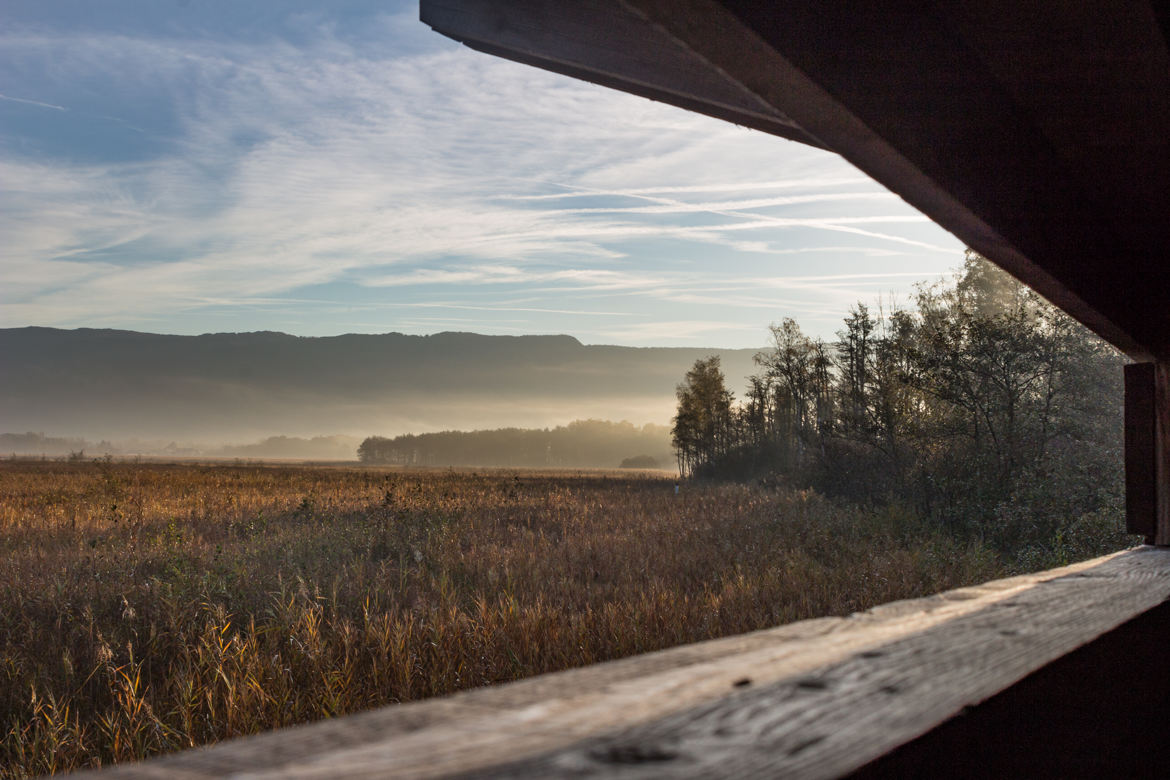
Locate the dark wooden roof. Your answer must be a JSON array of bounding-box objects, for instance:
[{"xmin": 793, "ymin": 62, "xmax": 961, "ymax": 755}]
[{"xmin": 423, "ymin": 0, "xmax": 1170, "ymax": 360}]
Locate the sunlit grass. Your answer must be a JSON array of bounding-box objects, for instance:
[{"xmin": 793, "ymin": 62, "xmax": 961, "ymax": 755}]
[{"xmin": 1, "ymin": 460, "xmax": 1009, "ymax": 776}]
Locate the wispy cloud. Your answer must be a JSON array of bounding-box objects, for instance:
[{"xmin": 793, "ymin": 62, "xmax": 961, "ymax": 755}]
[
  {"xmin": 500, "ymin": 177, "xmax": 874, "ymax": 200},
  {"xmin": 0, "ymin": 5, "xmax": 964, "ymax": 345},
  {"xmin": 595, "ymin": 320, "xmax": 756, "ymax": 343},
  {"xmin": 543, "ymin": 192, "xmax": 898, "ymax": 215},
  {"xmin": 364, "ymin": 266, "xmax": 664, "ymax": 292}
]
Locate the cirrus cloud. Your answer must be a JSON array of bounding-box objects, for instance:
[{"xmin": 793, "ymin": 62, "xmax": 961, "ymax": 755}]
[{"xmin": 0, "ymin": 2, "xmax": 964, "ymax": 345}]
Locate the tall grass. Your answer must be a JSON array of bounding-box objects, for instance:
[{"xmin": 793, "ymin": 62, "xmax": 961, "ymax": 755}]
[{"xmin": 0, "ymin": 460, "xmax": 1090, "ymax": 776}]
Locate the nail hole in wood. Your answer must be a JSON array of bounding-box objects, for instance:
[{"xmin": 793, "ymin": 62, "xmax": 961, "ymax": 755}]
[{"xmin": 733, "ymin": 677, "xmax": 752, "ymax": 688}]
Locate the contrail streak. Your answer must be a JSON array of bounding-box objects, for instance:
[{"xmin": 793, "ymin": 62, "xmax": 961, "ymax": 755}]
[{"xmin": 0, "ymin": 93, "xmax": 67, "ymax": 111}]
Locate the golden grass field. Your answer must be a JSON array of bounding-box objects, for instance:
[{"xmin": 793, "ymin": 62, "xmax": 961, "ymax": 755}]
[{"xmin": 0, "ymin": 460, "xmax": 1053, "ymax": 776}]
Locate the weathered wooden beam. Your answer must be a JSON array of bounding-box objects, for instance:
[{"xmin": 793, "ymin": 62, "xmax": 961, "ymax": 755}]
[
  {"xmin": 84, "ymin": 548, "xmax": 1169, "ymax": 778},
  {"xmin": 1126, "ymin": 363, "xmax": 1157, "ymax": 541},
  {"xmin": 853, "ymin": 599, "xmax": 1170, "ymax": 776},
  {"xmin": 1126, "ymin": 362, "xmax": 1170, "ymax": 545},
  {"xmin": 420, "ymin": 0, "xmax": 828, "ymax": 150}
]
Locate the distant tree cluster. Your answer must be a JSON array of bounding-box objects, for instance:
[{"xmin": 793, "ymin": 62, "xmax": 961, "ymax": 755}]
[
  {"xmin": 0, "ymin": 432, "xmax": 107, "ymax": 457},
  {"xmin": 673, "ymin": 253, "xmax": 1128, "ymax": 555},
  {"xmin": 358, "ymin": 419, "xmax": 672, "ymax": 470}
]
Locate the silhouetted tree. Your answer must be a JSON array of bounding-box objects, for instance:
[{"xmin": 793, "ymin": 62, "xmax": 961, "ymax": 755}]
[
  {"xmin": 672, "ymin": 357, "xmax": 734, "ymax": 476},
  {"xmin": 671, "ymin": 251, "xmax": 1126, "ymax": 556}
]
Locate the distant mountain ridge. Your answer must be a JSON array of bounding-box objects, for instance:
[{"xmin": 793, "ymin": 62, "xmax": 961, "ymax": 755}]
[{"xmin": 0, "ymin": 328, "xmax": 761, "ymax": 441}]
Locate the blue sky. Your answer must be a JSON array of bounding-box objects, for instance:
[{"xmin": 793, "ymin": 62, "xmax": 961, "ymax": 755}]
[{"xmin": 0, "ymin": 0, "xmax": 966, "ymax": 348}]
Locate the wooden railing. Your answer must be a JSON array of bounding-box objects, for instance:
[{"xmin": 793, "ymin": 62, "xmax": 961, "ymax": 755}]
[{"xmin": 87, "ymin": 546, "xmax": 1170, "ymax": 778}]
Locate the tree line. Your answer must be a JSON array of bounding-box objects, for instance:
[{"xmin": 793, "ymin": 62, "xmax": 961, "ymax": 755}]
[
  {"xmin": 672, "ymin": 253, "xmax": 1129, "ymax": 556},
  {"xmin": 358, "ymin": 419, "xmax": 672, "ymax": 469}
]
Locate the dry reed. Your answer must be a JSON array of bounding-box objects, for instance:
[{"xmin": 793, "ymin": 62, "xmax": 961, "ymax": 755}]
[{"xmin": 1, "ymin": 460, "xmax": 1008, "ymax": 776}]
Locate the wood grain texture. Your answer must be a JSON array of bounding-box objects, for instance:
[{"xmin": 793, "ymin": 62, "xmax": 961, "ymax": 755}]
[
  {"xmin": 1129, "ymin": 362, "xmax": 1170, "ymax": 545},
  {"xmin": 80, "ymin": 548, "xmax": 1170, "ymax": 779},
  {"xmin": 1156, "ymin": 363, "xmax": 1170, "ymax": 546},
  {"xmin": 851, "ymin": 600, "xmax": 1170, "ymax": 777}
]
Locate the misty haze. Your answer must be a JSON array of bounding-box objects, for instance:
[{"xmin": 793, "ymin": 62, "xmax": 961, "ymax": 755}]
[{"xmin": 1, "ymin": 327, "xmax": 757, "ymax": 458}]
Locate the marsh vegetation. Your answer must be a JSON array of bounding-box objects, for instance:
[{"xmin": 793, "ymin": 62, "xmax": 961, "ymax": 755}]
[{"xmin": 1, "ymin": 459, "xmax": 1126, "ymax": 776}]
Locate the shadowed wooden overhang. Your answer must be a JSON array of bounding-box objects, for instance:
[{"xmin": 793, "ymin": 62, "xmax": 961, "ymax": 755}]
[
  {"xmin": 422, "ymin": 0, "xmax": 1170, "ymax": 361},
  {"xmin": 422, "ymin": 0, "xmax": 1170, "ymax": 542}
]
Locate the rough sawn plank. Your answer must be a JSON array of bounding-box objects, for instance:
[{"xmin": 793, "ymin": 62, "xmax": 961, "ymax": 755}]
[{"xmin": 494, "ymin": 547, "xmax": 1170, "ymax": 778}]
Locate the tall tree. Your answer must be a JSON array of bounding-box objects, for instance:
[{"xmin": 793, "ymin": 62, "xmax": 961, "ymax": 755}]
[
  {"xmin": 672, "ymin": 356, "xmax": 734, "ymax": 476},
  {"xmin": 836, "ymin": 304, "xmax": 876, "ymax": 434},
  {"xmin": 755, "ymin": 318, "xmax": 824, "ymax": 466}
]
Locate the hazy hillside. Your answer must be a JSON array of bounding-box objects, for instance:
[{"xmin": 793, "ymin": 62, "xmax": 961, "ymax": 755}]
[{"xmin": 0, "ymin": 328, "xmax": 760, "ymax": 442}]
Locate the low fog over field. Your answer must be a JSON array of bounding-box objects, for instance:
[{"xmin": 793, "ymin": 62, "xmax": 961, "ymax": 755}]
[{"xmin": 0, "ymin": 328, "xmax": 759, "ymax": 449}]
